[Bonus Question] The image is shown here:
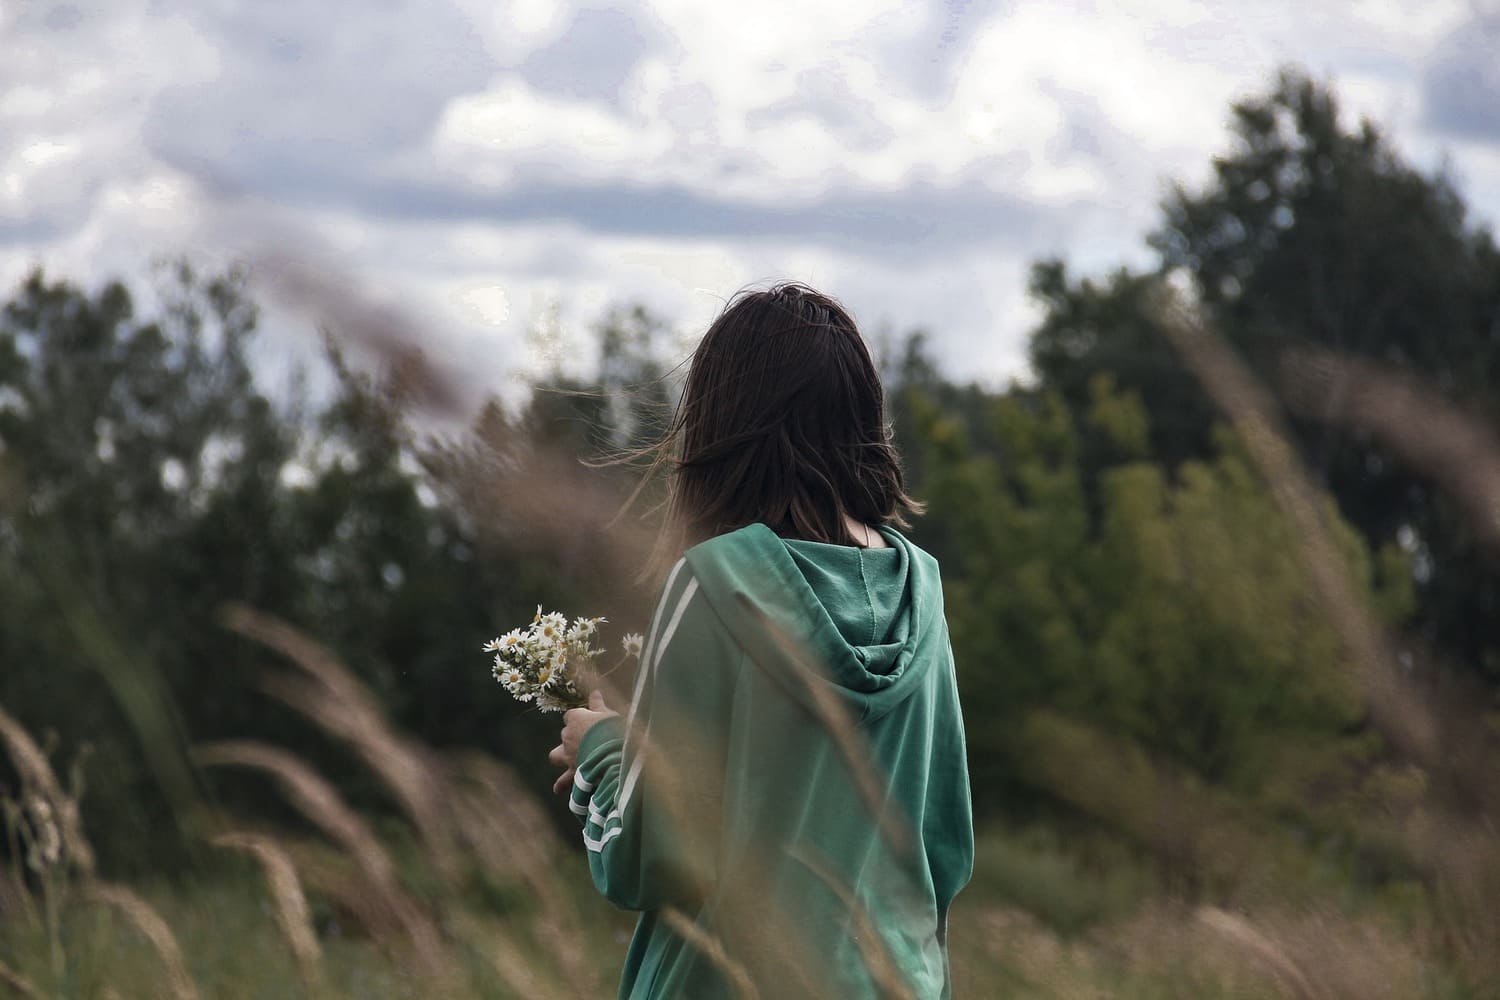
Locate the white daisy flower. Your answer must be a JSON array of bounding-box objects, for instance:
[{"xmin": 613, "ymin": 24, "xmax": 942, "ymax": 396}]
[
  {"xmin": 570, "ymin": 615, "xmax": 606, "ymax": 639},
  {"xmin": 622, "ymin": 633, "xmax": 644, "ymax": 659},
  {"xmin": 485, "ymin": 606, "xmax": 636, "ymax": 712}
]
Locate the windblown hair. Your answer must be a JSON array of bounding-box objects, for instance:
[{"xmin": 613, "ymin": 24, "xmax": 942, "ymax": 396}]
[{"xmin": 647, "ymin": 282, "xmax": 922, "ymax": 564}]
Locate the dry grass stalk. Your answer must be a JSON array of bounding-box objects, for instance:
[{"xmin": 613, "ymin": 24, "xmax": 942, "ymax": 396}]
[
  {"xmin": 446, "ymin": 786, "xmax": 598, "ymax": 993},
  {"xmin": 1276, "ymin": 345, "xmax": 1500, "ymax": 812},
  {"xmin": 195, "ymin": 740, "xmax": 395, "ymax": 887},
  {"xmin": 0, "ymin": 703, "xmax": 95, "ymax": 876},
  {"xmin": 958, "ymin": 906, "xmax": 1108, "ymax": 998},
  {"xmin": 286, "ymin": 851, "xmax": 403, "ymax": 934},
  {"xmin": 579, "ymin": 697, "xmax": 842, "ymax": 996},
  {"xmin": 485, "ymin": 929, "xmax": 564, "ymax": 999},
  {"xmin": 757, "ymin": 617, "xmax": 915, "ymax": 859},
  {"xmin": 210, "ymin": 832, "xmax": 323, "ymax": 990},
  {"xmin": 85, "ymin": 882, "xmax": 199, "ymax": 1000},
  {"xmin": 660, "ymin": 906, "xmax": 760, "ymax": 1000},
  {"xmin": 1153, "ymin": 294, "xmax": 1441, "ymax": 766},
  {"xmin": 0, "ymin": 957, "xmax": 37, "ymax": 999},
  {"xmin": 215, "ymin": 609, "xmax": 604, "ymax": 985},
  {"xmin": 1196, "ymin": 907, "xmax": 1321, "ymax": 1000},
  {"xmin": 193, "ymin": 741, "xmax": 448, "ymax": 971},
  {"xmin": 242, "ymin": 238, "xmax": 661, "ymax": 592},
  {"xmin": 443, "ymin": 751, "xmax": 559, "ymax": 887},
  {"xmin": 219, "ymin": 605, "xmax": 458, "ymax": 874},
  {"xmin": 270, "ymin": 834, "xmax": 452, "ymax": 978},
  {"xmin": 232, "ymin": 604, "xmax": 614, "ymax": 994},
  {"xmin": 1398, "ymin": 808, "xmax": 1500, "ymax": 985},
  {"xmin": 789, "ymin": 847, "xmax": 916, "ymax": 1000},
  {"xmin": 0, "ymin": 869, "xmax": 38, "ymax": 927},
  {"xmin": 1278, "ymin": 346, "xmax": 1500, "ymax": 552},
  {"xmin": 440, "ymin": 751, "xmax": 599, "ymax": 994},
  {"xmin": 1182, "ymin": 904, "xmax": 1431, "ymax": 1000},
  {"xmin": 473, "ymin": 440, "xmax": 660, "ymax": 589},
  {"xmin": 447, "ymin": 910, "xmax": 574, "ymax": 1000},
  {"xmin": 1017, "ymin": 711, "xmax": 1294, "ymax": 895},
  {"xmin": 246, "ymin": 250, "xmax": 465, "ymax": 417},
  {"xmin": 1156, "ymin": 296, "xmax": 1500, "ymax": 988}
]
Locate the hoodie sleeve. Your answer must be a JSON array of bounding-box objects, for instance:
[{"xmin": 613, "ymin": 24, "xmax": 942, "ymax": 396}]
[{"xmin": 568, "ymin": 559, "xmax": 740, "ymax": 910}]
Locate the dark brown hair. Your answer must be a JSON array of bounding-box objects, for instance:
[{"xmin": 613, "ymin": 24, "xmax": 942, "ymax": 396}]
[{"xmin": 647, "ymin": 282, "xmax": 922, "ymax": 561}]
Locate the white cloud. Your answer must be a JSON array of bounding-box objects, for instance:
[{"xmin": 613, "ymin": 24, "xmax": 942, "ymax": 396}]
[
  {"xmin": 433, "ymin": 79, "xmax": 676, "ymax": 185},
  {"xmin": 1, "ymin": 0, "xmax": 1498, "ymax": 404}
]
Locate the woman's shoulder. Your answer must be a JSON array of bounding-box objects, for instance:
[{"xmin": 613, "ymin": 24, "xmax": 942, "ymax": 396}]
[
  {"xmin": 685, "ymin": 522, "xmax": 781, "ymax": 562},
  {"xmin": 638, "ymin": 552, "xmax": 742, "ymax": 674}
]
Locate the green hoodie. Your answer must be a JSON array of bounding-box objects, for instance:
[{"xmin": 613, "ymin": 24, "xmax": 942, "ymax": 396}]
[{"xmin": 570, "ymin": 522, "xmax": 974, "ymax": 998}]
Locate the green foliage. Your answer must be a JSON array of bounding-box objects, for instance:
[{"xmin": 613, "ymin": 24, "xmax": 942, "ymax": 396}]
[
  {"xmin": 0, "ymin": 261, "xmax": 300, "ymax": 865},
  {"xmin": 965, "ymin": 825, "xmax": 1151, "ymax": 935},
  {"xmin": 901, "ymin": 373, "xmax": 1408, "ymax": 823},
  {"xmin": 1028, "ymin": 263, "xmax": 1215, "ymax": 472},
  {"xmin": 0, "ymin": 263, "xmax": 614, "ymax": 872},
  {"xmin": 0, "ymin": 867, "xmax": 632, "ymax": 999},
  {"xmin": 521, "ymin": 302, "xmax": 679, "ymax": 459},
  {"xmin": 1030, "ymin": 66, "xmax": 1500, "ymax": 689}
]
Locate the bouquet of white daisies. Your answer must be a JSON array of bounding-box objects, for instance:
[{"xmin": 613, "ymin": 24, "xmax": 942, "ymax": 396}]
[{"xmin": 484, "ymin": 607, "xmax": 643, "ymax": 713}]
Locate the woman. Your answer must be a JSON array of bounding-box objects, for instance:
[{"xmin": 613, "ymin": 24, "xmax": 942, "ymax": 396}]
[{"xmin": 549, "ymin": 283, "xmax": 974, "ymax": 998}]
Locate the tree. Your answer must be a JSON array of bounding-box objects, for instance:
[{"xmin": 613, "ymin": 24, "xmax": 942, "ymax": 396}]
[
  {"xmin": 0, "ymin": 261, "xmax": 300, "ymax": 867},
  {"xmin": 903, "ymin": 372, "xmax": 1409, "ymax": 823},
  {"xmin": 0, "ymin": 261, "xmax": 622, "ymax": 871},
  {"xmin": 1028, "ymin": 67, "xmax": 1500, "ymax": 686}
]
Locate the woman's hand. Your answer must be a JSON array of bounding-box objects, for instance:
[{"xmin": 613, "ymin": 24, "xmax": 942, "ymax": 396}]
[{"xmin": 549, "ymin": 689, "xmax": 619, "ymax": 795}]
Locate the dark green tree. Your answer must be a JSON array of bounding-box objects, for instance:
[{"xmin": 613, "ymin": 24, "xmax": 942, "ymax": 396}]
[
  {"xmin": 0, "ymin": 261, "xmax": 300, "ymax": 868},
  {"xmin": 0, "ymin": 261, "xmax": 624, "ymax": 871},
  {"xmin": 904, "ymin": 373, "xmax": 1409, "ymax": 826},
  {"xmin": 1028, "ymin": 67, "xmax": 1500, "ymax": 685}
]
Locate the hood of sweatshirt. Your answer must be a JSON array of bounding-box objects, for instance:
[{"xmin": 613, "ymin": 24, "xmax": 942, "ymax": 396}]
[{"xmin": 683, "ymin": 522, "xmax": 944, "ymax": 722}]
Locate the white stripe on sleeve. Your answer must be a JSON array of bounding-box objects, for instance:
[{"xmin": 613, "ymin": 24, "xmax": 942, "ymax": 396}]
[
  {"xmin": 628, "ymin": 557, "xmax": 687, "ymax": 731},
  {"xmin": 612, "ymin": 577, "xmax": 699, "ymax": 823},
  {"xmin": 579, "ymin": 560, "xmax": 698, "ymax": 856},
  {"xmin": 583, "ymin": 826, "xmax": 624, "ymax": 852}
]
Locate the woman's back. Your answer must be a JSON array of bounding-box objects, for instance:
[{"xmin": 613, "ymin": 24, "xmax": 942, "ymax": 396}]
[
  {"xmin": 568, "ymin": 522, "xmax": 973, "ymax": 998},
  {"xmin": 555, "ymin": 281, "xmax": 973, "ymax": 997}
]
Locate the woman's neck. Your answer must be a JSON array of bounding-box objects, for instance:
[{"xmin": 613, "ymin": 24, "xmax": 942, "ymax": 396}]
[{"xmin": 844, "ymin": 514, "xmax": 889, "ymax": 549}]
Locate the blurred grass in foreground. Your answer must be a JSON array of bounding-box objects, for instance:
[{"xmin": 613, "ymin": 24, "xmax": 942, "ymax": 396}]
[
  {"xmin": 0, "ymin": 594, "xmax": 1490, "ymax": 998},
  {"xmin": 0, "ymin": 833, "xmax": 1478, "ymax": 999}
]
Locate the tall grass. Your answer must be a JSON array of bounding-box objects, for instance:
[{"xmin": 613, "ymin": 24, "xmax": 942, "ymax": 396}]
[{"xmin": 0, "ymin": 612, "xmax": 1488, "ymax": 997}]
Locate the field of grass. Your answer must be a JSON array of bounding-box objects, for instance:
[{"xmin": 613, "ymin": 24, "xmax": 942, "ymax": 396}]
[
  {"xmin": 0, "ymin": 606, "xmax": 1490, "ymax": 998},
  {"xmin": 0, "ymin": 829, "xmax": 1480, "ymax": 999}
]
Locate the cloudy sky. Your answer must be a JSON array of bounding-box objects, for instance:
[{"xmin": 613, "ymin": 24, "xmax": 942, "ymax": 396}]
[{"xmin": 3, "ymin": 0, "xmax": 1499, "ymax": 408}]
